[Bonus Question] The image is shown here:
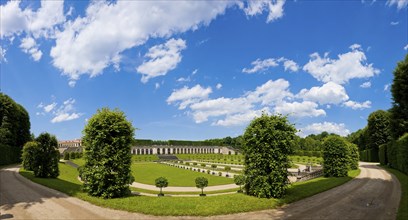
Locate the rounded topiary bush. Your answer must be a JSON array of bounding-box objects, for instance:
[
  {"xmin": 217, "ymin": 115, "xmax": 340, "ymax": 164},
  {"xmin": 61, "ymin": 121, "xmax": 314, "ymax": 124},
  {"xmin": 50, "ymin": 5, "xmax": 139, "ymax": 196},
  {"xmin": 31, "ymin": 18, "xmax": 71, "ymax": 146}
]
[{"xmin": 323, "ymin": 136, "xmax": 349, "ymax": 177}]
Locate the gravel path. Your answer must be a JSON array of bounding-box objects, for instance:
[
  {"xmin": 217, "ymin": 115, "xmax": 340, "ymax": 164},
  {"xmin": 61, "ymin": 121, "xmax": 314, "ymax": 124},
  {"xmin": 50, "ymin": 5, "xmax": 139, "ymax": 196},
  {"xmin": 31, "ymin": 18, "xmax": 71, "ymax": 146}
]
[{"xmin": 0, "ymin": 162, "xmax": 401, "ymax": 219}]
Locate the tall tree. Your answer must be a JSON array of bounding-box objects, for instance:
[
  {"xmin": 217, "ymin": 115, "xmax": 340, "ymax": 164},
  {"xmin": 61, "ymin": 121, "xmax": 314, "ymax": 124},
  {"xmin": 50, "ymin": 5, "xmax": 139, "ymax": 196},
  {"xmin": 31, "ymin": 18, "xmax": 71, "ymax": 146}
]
[
  {"xmin": 390, "ymin": 54, "xmax": 408, "ymax": 139},
  {"xmin": 81, "ymin": 108, "xmax": 135, "ymax": 198},
  {"xmin": 367, "ymin": 110, "xmax": 391, "ymax": 150},
  {"xmin": 242, "ymin": 113, "xmax": 296, "ymax": 198}
]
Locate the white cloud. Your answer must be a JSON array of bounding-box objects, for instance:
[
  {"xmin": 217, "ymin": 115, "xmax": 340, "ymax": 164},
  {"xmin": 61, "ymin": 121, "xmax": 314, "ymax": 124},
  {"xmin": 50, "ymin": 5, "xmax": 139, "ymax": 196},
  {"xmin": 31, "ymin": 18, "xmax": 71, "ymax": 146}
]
[
  {"xmin": 274, "ymin": 101, "xmax": 326, "ymax": 118},
  {"xmin": 1, "ymin": 0, "xmax": 65, "ymax": 60},
  {"xmin": 50, "ymin": 1, "xmax": 237, "ymax": 85},
  {"xmin": 20, "ymin": 37, "xmax": 42, "ymax": 61},
  {"xmin": 243, "ymin": 0, "xmax": 286, "ymax": 23},
  {"xmin": 43, "ymin": 102, "xmax": 57, "ymax": 113},
  {"xmin": 360, "ymin": 81, "xmax": 371, "ymax": 88},
  {"xmin": 137, "ymin": 38, "xmax": 187, "ymax": 83},
  {"xmin": 386, "ymin": 0, "xmax": 408, "ymax": 9},
  {"xmin": 297, "ymin": 82, "xmax": 349, "ymax": 105},
  {"xmin": 168, "ymin": 78, "xmax": 329, "ymax": 126},
  {"xmin": 282, "ymin": 59, "xmax": 299, "ymax": 72},
  {"xmin": 298, "ymin": 122, "xmax": 350, "ymax": 137},
  {"xmin": 216, "ymin": 83, "xmax": 223, "ymax": 90},
  {"xmin": 390, "ymin": 21, "xmax": 399, "ymax": 25},
  {"xmin": 36, "ymin": 98, "xmax": 83, "ymax": 123},
  {"xmin": 155, "ymin": 83, "xmax": 160, "ymax": 90},
  {"xmin": 303, "ymin": 45, "xmax": 380, "ymax": 84},
  {"xmin": 242, "ymin": 58, "xmax": 279, "ymax": 73},
  {"xmin": 343, "ymin": 100, "xmax": 372, "ymax": 110},
  {"xmin": 167, "ymin": 85, "xmax": 212, "ymax": 110},
  {"xmin": 0, "ymin": 46, "xmax": 6, "ymax": 62},
  {"xmin": 384, "ymin": 83, "xmax": 391, "ymax": 91},
  {"xmin": 192, "ymin": 69, "xmax": 198, "ymax": 75},
  {"xmin": 404, "ymin": 44, "xmax": 408, "ymax": 51},
  {"xmin": 177, "ymin": 77, "xmax": 191, "ymax": 83}
]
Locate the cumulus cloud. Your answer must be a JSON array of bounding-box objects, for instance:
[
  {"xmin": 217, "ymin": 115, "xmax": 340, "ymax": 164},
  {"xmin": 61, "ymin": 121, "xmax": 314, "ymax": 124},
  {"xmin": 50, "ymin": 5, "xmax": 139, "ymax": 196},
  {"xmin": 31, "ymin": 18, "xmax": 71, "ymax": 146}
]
[
  {"xmin": 216, "ymin": 83, "xmax": 223, "ymax": 90},
  {"xmin": 274, "ymin": 101, "xmax": 326, "ymax": 117},
  {"xmin": 303, "ymin": 44, "xmax": 380, "ymax": 84},
  {"xmin": 20, "ymin": 37, "xmax": 42, "ymax": 61},
  {"xmin": 242, "ymin": 57, "xmax": 299, "ymax": 74},
  {"xmin": 386, "ymin": 0, "xmax": 408, "ymax": 9},
  {"xmin": 360, "ymin": 81, "xmax": 371, "ymax": 88},
  {"xmin": 0, "ymin": 0, "xmax": 65, "ymax": 61},
  {"xmin": 137, "ymin": 38, "xmax": 187, "ymax": 83},
  {"xmin": 50, "ymin": 1, "xmax": 237, "ymax": 85},
  {"xmin": 36, "ymin": 98, "xmax": 83, "ymax": 123},
  {"xmin": 298, "ymin": 122, "xmax": 350, "ymax": 137},
  {"xmin": 343, "ymin": 100, "xmax": 372, "ymax": 110},
  {"xmin": 404, "ymin": 44, "xmax": 408, "ymax": 51},
  {"xmin": 297, "ymin": 82, "xmax": 349, "ymax": 105},
  {"xmin": 243, "ymin": 0, "xmax": 286, "ymax": 23},
  {"xmin": 167, "ymin": 78, "xmax": 326, "ymax": 126},
  {"xmin": 167, "ymin": 85, "xmax": 212, "ymax": 110},
  {"xmin": 242, "ymin": 58, "xmax": 279, "ymax": 73}
]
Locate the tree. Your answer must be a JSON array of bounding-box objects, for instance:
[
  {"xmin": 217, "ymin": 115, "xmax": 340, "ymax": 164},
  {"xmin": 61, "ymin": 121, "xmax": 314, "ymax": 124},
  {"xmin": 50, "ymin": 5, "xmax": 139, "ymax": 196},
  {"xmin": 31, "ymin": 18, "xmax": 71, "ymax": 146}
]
[
  {"xmin": 155, "ymin": 177, "xmax": 168, "ymax": 196},
  {"xmin": 224, "ymin": 166, "xmax": 231, "ymax": 176},
  {"xmin": 22, "ymin": 141, "xmax": 39, "ymax": 171},
  {"xmin": 323, "ymin": 136, "xmax": 350, "ymax": 177},
  {"xmin": 0, "ymin": 93, "xmax": 31, "ymax": 165},
  {"xmin": 367, "ymin": 110, "xmax": 391, "ymax": 151},
  {"xmin": 81, "ymin": 108, "xmax": 135, "ymax": 198},
  {"xmin": 70, "ymin": 151, "xmax": 76, "ymax": 159},
  {"xmin": 195, "ymin": 177, "xmax": 208, "ymax": 196},
  {"xmin": 234, "ymin": 175, "xmax": 245, "ymax": 193},
  {"xmin": 211, "ymin": 164, "xmax": 217, "ymax": 171},
  {"xmin": 242, "ymin": 113, "xmax": 296, "ymax": 198},
  {"xmin": 390, "ymin": 54, "xmax": 408, "ymax": 139},
  {"xmin": 22, "ymin": 133, "xmax": 60, "ymax": 178}
]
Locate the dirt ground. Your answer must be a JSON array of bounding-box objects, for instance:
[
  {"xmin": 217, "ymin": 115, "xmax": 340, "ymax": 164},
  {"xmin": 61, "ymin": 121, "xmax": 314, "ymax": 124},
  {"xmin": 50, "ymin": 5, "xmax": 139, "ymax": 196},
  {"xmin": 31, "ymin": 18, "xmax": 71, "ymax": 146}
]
[{"xmin": 0, "ymin": 162, "xmax": 401, "ymax": 219}]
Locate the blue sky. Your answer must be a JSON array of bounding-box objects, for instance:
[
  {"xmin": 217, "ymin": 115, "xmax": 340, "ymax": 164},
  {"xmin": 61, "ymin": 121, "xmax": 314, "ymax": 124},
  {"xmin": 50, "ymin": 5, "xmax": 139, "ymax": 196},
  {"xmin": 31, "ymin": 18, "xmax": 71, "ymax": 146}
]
[{"xmin": 1, "ymin": 0, "xmax": 407, "ymax": 141}]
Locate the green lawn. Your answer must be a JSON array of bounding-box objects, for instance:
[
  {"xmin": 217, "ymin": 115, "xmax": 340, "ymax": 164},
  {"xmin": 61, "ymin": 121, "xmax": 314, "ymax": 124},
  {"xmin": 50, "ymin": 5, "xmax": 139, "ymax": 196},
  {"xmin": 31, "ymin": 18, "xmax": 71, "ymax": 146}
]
[
  {"xmin": 381, "ymin": 166, "xmax": 407, "ymax": 220},
  {"xmin": 130, "ymin": 186, "xmax": 240, "ymax": 195},
  {"xmin": 19, "ymin": 163, "xmax": 360, "ymax": 216},
  {"xmin": 70, "ymin": 159, "xmax": 234, "ymax": 186},
  {"xmin": 132, "ymin": 162, "xmax": 234, "ymax": 186}
]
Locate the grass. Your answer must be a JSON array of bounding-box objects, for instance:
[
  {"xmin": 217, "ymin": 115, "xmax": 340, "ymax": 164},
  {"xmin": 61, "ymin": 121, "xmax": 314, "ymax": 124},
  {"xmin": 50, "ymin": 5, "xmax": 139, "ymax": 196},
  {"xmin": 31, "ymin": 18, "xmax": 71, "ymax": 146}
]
[
  {"xmin": 69, "ymin": 159, "xmax": 234, "ymax": 186},
  {"xmin": 132, "ymin": 162, "xmax": 234, "ymax": 186},
  {"xmin": 19, "ymin": 163, "xmax": 360, "ymax": 216},
  {"xmin": 381, "ymin": 166, "xmax": 407, "ymax": 220},
  {"xmin": 130, "ymin": 186, "xmax": 240, "ymax": 195}
]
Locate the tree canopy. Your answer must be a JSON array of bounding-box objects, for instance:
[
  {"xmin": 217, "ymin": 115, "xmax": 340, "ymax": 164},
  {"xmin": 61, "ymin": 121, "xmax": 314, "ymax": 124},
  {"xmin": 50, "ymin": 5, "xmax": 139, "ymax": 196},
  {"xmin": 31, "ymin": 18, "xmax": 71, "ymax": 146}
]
[
  {"xmin": 367, "ymin": 110, "xmax": 391, "ymax": 150},
  {"xmin": 242, "ymin": 113, "xmax": 296, "ymax": 198},
  {"xmin": 390, "ymin": 54, "xmax": 408, "ymax": 139},
  {"xmin": 81, "ymin": 108, "xmax": 135, "ymax": 198}
]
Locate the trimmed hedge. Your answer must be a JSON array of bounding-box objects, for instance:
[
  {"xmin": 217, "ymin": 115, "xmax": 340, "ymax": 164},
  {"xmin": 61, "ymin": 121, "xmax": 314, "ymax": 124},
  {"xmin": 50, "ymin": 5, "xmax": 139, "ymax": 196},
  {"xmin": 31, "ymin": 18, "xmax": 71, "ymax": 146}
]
[
  {"xmin": 0, "ymin": 144, "xmax": 21, "ymax": 166},
  {"xmin": 379, "ymin": 144, "xmax": 387, "ymax": 165},
  {"xmin": 387, "ymin": 134, "xmax": 408, "ymax": 174},
  {"xmin": 359, "ymin": 148, "xmax": 379, "ymax": 162}
]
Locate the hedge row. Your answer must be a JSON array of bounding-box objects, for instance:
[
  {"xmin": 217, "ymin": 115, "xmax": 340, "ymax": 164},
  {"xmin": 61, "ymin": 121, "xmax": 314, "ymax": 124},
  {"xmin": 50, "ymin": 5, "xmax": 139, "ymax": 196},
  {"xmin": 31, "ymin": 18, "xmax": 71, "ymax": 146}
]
[
  {"xmin": 293, "ymin": 150, "xmax": 322, "ymax": 157},
  {"xmin": 0, "ymin": 144, "xmax": 21, "ymax": 166},
  {"xmin": 385, "ymin": 134, "xmax": 408, "ymax": 174},
  {"xmin": 359, "ymin": 148, "xmax": 379, "ymax": 162}
]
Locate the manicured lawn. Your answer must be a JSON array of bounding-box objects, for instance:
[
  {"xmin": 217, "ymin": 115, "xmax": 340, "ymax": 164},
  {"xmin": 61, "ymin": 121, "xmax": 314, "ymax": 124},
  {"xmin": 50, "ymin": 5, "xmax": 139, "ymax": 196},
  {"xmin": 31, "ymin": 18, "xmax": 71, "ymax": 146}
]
[
  {"xmin": 381, "ymin": 166, "xmax": 407, "ymax": 220},
  {"xmin": 19, "ymin": 163, "xmax": 360, "ymax": 216},
  {"xmin": 130, "ymin": 186, "xmax": 239, "ymax": 195},
  {"xmin": 69, "ymin": 159, "xmax": 234, "ymax": 186},
  {"xmin": 132, "ymin": 162, "xmax": 234, "ymax": 186}
]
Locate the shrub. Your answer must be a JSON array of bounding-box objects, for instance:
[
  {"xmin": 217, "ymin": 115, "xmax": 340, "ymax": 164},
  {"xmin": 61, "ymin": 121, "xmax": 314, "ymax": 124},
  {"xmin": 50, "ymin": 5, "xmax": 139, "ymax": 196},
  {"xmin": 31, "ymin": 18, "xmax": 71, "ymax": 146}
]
[
  {"xmin": 70, "ymin": 152, "xmax": 76, "ymax": 159},
  {"xmin": 201, "ymin": 163, "xmax": 206, "ymax": 168},
  {"xmin": 22, "ymin": 133, "xmax": 60, "ymax": 178},
  {"xmin": 155, "ymin": 177, "xmax": 168, "ymax": 196},
  {"xmin": 211, "ymin": 164, "xmax": 217, "ymax": 170},
  {"xmin": 234, "ymin": 175, "xmax": 246, "ymax": 193},
  {"xmin": 207, "ymin": 169, "xmax": 211, "ymax": 174},
  {"xmin": 224, "ymin": 166, "xmax": 231, "ymax": 175},
  {"xmin": 218, "ymin": 171, "xmax": 222, "ymax": 176},
  {"xmin": 323, "ymin": 136, "xmax": 349, "ymax": 177},
  {"xmin": 63, "ymin": 152, "xmax": 70, "ymax": 160},
  {"xmin": 243, "ymin": 113, "xmax": 296, "ymax": 198},
  {"xmin": 347, "ymin": 143, "xmax": 359, "ymax": 170},
  {"xmin": 81, "ymin": 108, "xmax": 135, "ymax": 198},
  {"xmin": 195, "ymin": 177, "xmax": 208, "ymax": 196},
  {"xmin": 193, "ymin": 162, "xmax": 197, "ymax": 165}
]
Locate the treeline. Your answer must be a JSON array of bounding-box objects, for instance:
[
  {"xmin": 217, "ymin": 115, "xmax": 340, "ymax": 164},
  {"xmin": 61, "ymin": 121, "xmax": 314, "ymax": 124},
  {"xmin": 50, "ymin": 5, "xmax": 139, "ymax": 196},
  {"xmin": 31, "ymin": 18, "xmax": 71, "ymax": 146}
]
[
  {"xmin": 0, "ymin": 93, "xmax": 31, "ymax": 165},
  {"xmin": 347, "ymin": 54, "xmax": 408, "ymax": 174}
]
